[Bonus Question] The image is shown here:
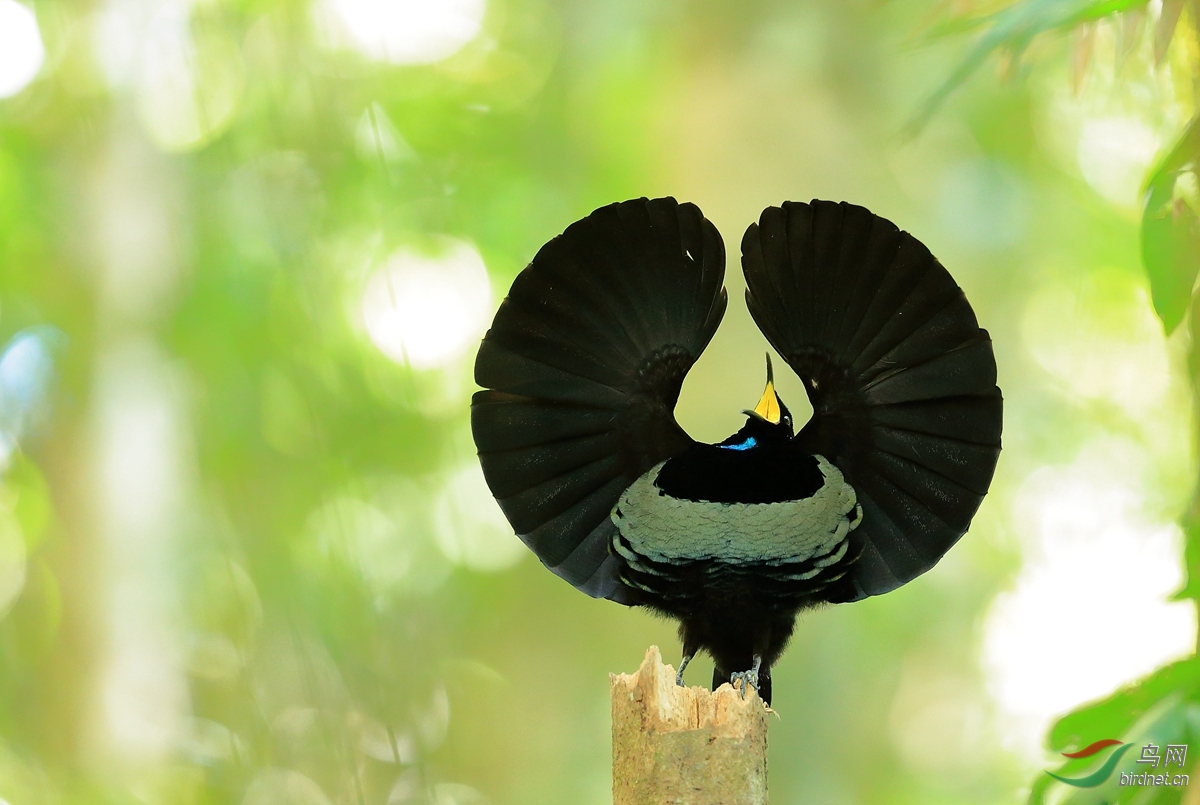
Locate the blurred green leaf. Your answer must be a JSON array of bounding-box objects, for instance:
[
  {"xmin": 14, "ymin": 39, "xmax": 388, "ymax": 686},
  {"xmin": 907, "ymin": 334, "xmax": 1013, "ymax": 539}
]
[
  {"xmin": 1142, "ymin": 117, "xmax": 1200, "ymax": 335},
  {"xmin": 8, "ymin": 456, "xmax": 51, "ymax": 553},
  {"xmin": 2, "ymin": 1, "xmax": 1195, "ymax": 803},
  {"xmin": 1176, "ymin": 514, "xmax": 1200, "ymax": 602},
  {"xmin": 1031, "ymin": 659, "xmax": 1200, "ymax": 804},
  {"xmin": 1046, "ymin": 658, "xmax": 1200, "ymax": 753},
  {"xmin": 1155, "ymin": 0, "xmax": 1184, "ymax": 63},
  {"xmin": 4, "ymin": 559, "xmax": 61, "ymax": 664},
  {"xmin": 911, "ymin": 0, "xmax": 1149, "ymax": 131}
]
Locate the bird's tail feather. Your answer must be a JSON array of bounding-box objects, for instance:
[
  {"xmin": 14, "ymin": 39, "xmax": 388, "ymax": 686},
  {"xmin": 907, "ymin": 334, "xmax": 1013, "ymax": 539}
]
[
  {"xmin": 742, "ymin": 200, "xmax": 1001, "ymax": 600},
  {"xmin": 472, "ymin": 197, "xmax": 728, "ymax": 601}
]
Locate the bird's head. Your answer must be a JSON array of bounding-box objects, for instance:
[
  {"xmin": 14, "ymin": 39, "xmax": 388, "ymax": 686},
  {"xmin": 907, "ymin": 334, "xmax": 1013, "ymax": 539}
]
[{"xmin": 735, "ymin": 354, "xmax": 794, "ymax": 441}]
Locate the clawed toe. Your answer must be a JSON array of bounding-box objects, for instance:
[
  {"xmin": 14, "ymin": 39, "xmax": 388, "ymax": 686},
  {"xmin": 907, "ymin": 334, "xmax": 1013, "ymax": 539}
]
[
  {"xmin": 729, "ymin": 669, "xmax": 760, "ymax": 698},
  {"xmin": 728, "ymin": 655, "xmax": 764, "ymax": 699}
]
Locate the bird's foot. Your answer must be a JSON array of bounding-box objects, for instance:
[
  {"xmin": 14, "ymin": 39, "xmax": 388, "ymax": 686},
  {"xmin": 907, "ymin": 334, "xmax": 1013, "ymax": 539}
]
[
  {"xmin": 729, "ymin": 655, "xmax": 763, "ymax": 699},
  {"xmin": 729, "ymin": 668, "xmax": 759, "ymax": 698},
  {"xmin": 675, "ymin": 653, "xmax": 693, "ymax": 687}
]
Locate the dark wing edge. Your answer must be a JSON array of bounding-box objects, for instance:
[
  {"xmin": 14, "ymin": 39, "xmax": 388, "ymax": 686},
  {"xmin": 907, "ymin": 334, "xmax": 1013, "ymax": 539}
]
[
  {"xmin": 742, "ymin": 200, "xmax": 1002, "ymax": 601},
  {"xmin": 472, "ymin": 197, "xmax": 728, "ymax": 603}
]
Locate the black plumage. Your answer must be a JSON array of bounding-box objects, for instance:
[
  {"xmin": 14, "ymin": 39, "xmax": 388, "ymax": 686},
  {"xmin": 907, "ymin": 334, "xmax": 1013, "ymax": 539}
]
[{"xmin": 472, "ymin": 197, "xmax": 1002, "ymax": 705}]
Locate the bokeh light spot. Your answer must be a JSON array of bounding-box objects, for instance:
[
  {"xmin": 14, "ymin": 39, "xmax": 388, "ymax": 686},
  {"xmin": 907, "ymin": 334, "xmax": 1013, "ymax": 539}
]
[
  {"xmin": 1022, "ymin": 268, "xmax": 1169, "ymax": 416},
  {"xmin": 355, "ymin": 103, "xmax": 417, "ymax": 166},
  {"xmin": 416, "ymin": 683, "xmax": 451, "ymax": 750},
  {"xmin": 0, "ymin": 508, "xmax": 26, "ymax": 619},
  {"xmin": 349, "ymin": 711, "xmax": 416, "ymax": 763},
  {"xmin": 300, "ymin": 483, "xmax": 452, "ymax": 604},
  {"xmin": 137, "ymin": 5, "xmax": 244, "ymax": 152},
  {"xmin": 430, "ymin": 783, "xmax": 488, "ymax": 805},
  {"xmin": 305, "ymin": 498, "xmax": 410, "ymax": 595},
  {"xmin": 0, "ymin": 327, "xmax": 64, "ymax": 470},
  {"xmin": 0, "ymin": 0, "xmax": 44, "ymax": 99},
  {"xmin": 324, "ymin": 0, "xmax": 486, "ymax": 65},
  {"xmin": 390, "ymin": 774, "xmax": 488, "ymax": 805},
  {"xmin": 434, "ymin": 463, "xmax": 523, "ymax": 572},
  {"xmin": 361, "ymin": 240, "xmax": 492, "ymax": 370},
  {"xmin": 243, "ymin": 769, "xmax": 332, "ymax": 805},
  {"xmin": 181, "ymin": 718, "xmax": 246, "ymax": 766},
  {"xmin": 0, "ymin": 330, "xmax": 58, "ymax": 409},
  {"xmin": 1077, "ymin": 116, "xmax": 1160, "ymax": 208},
  {"xmin": 984, "ymin": 438, "xmax": 1195, "ymax": 756}
]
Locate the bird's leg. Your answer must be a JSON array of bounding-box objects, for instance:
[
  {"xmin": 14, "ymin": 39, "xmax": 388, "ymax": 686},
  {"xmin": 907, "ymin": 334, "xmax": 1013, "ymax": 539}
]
[
  {"xmin": 728, "ymin": 654, "xmax": 763, "ymax": 699},
  {"xmin": 675, "ymin": 652, "xmax": 694, "ymax": 687},
  {"xmin": 676, "ymin": 631, "xmax": 699, "ymax": 687}
]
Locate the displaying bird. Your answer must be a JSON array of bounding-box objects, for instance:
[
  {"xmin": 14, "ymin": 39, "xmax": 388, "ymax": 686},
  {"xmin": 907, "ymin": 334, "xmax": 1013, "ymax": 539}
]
[{"xmin": 471, "ymin": 197, "xmax": 1002, "ymax": 705}]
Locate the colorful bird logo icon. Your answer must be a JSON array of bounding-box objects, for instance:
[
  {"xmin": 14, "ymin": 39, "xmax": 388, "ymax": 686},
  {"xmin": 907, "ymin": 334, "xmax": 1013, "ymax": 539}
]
[{"xmin": 1046, "ymin": 739, "xmax": 1133, "ymax": 788}]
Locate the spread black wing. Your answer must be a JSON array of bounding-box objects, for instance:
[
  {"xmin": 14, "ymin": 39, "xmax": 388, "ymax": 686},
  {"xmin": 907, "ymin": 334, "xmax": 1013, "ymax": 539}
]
[
  {"xmin": 742, "ymin": 200, "xmax": 1002, "ymax": 601},
  {"xmin": 472, "ymin": 197, "xmax": 728, "ymax": 603}
]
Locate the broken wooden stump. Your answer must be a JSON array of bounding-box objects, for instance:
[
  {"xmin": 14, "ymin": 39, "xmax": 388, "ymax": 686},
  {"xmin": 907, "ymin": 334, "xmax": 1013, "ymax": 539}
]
[{"xmin": 610, "ymin": 645, "xmax": 770, "ymax": 805}]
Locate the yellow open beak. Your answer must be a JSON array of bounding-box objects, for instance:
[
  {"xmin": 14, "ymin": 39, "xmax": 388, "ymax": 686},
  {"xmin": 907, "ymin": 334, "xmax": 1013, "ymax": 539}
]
[{"xmin": 751, "ymin": 355, "xmax": 781, "ymax": 424}]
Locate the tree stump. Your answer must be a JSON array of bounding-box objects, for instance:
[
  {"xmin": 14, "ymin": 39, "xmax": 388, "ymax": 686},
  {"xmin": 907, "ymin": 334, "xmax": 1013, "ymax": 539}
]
[{"xmin": 610, "ymin": 645, "xmax": 770, "ymax": 805}]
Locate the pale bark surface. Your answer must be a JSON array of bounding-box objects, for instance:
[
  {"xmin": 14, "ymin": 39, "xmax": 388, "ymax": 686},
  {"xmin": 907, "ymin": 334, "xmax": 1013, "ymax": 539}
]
[{"xmin": 611, "ymin": 645, "xmax": 770, "ymax": 805}]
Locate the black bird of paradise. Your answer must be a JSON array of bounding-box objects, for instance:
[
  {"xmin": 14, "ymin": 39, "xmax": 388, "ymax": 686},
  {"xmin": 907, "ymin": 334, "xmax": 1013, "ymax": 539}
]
[{"xmin": 471, "ymin": 198, "xmax": 1002, "ymax": 705}]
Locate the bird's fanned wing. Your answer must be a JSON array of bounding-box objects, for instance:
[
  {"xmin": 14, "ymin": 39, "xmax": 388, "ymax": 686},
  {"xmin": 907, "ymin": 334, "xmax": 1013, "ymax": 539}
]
[
  {"xmin": 472, "ymin": 197, "xmax": 728, "ymax": 602},
  {"xmin": 741, "ymin": 200, "xmax": 1002, "ymax": 601}
]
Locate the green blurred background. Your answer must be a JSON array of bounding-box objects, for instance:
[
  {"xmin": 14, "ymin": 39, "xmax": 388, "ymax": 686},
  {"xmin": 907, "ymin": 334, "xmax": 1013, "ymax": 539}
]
[{"xmin": 1, "ymin": 0, "xmax": 1199, "ymax": 803}]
